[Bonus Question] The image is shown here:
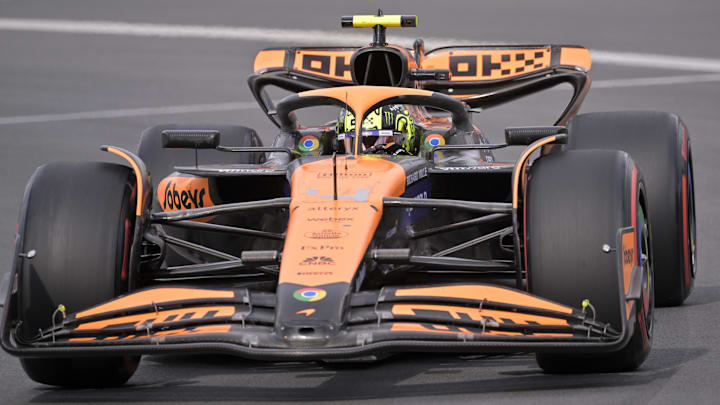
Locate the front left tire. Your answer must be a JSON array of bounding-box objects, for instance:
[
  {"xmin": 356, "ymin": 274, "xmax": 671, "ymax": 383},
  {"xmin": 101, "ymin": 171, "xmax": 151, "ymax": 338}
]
[{"xmin": 15, "ymin": 162, "xmax": 141, "ymax": 387}]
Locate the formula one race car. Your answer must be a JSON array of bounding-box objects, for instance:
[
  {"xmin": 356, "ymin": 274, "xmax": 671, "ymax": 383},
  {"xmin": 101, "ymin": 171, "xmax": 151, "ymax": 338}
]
[{"xmin": 1, "ymin": 12, "xmax": 696, "ymax": 387}]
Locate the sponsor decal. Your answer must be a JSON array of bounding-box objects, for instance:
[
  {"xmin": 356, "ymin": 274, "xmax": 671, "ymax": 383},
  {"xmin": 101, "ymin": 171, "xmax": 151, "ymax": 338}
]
[
  {"xmin": 301, "ymin": 244, "xmax": 344, "ymax": 251},
  {"xmin": 304, "ymin": 229, "xmax": 349, "ymax": 239},
  {"xmin": 317, "ymin": 172, "xmax": 372, "ymax": 179},
  {"xmin": 391, "ymin": 306, "xmax": 563, "ymax": 326},
  {"xmin": 158, "ymin": 177, "xmax": 213, "ymax": 211},
  {"xmin": 294, "ymin": 51, "xmax": 354, "ymax": 81},
  {"xmin": 293, "ymin": 288, "xmax": 327, "ymax": 302},
  {"xmin": 424, "ymin": 134, "xmax": 446, "ymax": 148},
  {"xmin": 621, "ymin": 229, "xmax": 637, "ymax": 320},
  {"xmin": 406, "ymin": 167, "xmax": 428, "ymax": 186},
  {"xmin": 297, "ymin": 271, "xmax": 333, "ymax": 276},
  {"xmin": 300, "ymin": 164, "xmax": 385, "ymax": 173},
  {"xmin": 621, "ymin": 230, "xmax": 636, "ymax": 291},
  {"xmin": 306, "ymin": 206, "xmax": 359, "ymax": 212},
  {"xmin": 623, "ymin": 245, "xmax": 635, "ymax": 266},
  {"xmin": 424, "ymin": 49, "xmax": 550, "ymax": 81},
  {"xmin": 298, "ymin": 135, "xmax": 320, "ymax": 152},
  {"xmin": 87, "ymin": 324, "xmax": 233, "ymax": 341},
  {"xmin": 303, "ymin": 188, "xmax": 370, "ymax": 202},
  {"xmin": 307, "ymin": 216, "xmax": 354, "ymax": 223},
  {"xmin": 300, "ymin": 256, "xmax": 335, "ymax": 265},
  {"xmin": 296, "ymin": 308, "xmax": 316, "ymax": 317},
  {"xmin": 434, "ymin": 166, "xmax": 505, "ymax": 171},
  {"xmin": 216, "ymin": 168, "xmax": 278, "ymax": 174},
  {"xmin": 449, "ymin": 51, "xmax": 548, "ymax": 77},
  {"xmin": 74, "ymin": 307, "xmax": 232, "ymax": 331}
]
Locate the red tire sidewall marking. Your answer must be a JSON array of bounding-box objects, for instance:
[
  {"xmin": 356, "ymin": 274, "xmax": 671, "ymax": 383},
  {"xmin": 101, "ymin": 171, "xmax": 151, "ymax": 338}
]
[
  {"xmin": 632, "ymin": 166, "xmax": 650, "ymax": 345},
  {"xmin": 522, "ymin": 166, "xmax": 529, "ymax": 290},
  {"xmin": 681, "ymin": 128, "xmax": 690, "ymax": 286}
]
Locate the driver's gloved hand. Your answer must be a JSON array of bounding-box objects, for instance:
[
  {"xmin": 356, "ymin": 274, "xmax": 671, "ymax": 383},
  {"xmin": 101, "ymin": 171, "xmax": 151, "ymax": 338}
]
[{"xmin": 380, "ymin": 142, "xmax": 412, "ymax": 156}]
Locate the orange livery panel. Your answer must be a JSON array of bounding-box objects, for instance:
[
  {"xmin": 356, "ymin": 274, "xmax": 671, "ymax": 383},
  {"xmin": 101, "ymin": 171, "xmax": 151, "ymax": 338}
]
[
  {"xmin": 75, "ymin": 288, "xmax": 234, "ymax": 318},
  {"xmin": 394, "ymin": 285, "xmax": 574, "ymax": 314},
  {"xmin": 279, "ymin": 156, "xmax": 406, "ymax": 287},
  {"xmin": 254, "ymin": 49, "xmax": 287, "ymax": 73}
]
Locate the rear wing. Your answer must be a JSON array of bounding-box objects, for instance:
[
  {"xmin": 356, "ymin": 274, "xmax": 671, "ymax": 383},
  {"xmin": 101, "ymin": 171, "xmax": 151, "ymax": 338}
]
[
  {"xmin": 248, "ymin": 44, "xmax": 591, "ymax": 127},
  {"xmin": 253, "ymin": 47, "xmax": 357, "ymax": 84},
  {"xmin": 422, "ymin": 45, "xmax": 591, "ymax": 82}
]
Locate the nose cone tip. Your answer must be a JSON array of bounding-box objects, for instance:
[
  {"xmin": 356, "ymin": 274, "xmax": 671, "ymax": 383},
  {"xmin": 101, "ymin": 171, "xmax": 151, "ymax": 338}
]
[{"xmin": 280, "ymin": 324, "xmax": 336, "ymax": 347}]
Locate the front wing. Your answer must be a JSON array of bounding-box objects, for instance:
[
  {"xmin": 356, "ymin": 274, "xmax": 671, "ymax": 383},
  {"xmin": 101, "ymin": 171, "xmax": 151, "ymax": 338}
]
[{"xmin": 2, "ymin": 283, "xmax": 638, "ymax": 360}]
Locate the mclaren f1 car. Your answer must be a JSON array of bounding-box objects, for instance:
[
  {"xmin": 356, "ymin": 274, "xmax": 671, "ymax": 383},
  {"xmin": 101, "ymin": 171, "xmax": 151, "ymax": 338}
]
[{"xmin": 1, "ymin": 12, "xmax": 696, "ymax": 386}]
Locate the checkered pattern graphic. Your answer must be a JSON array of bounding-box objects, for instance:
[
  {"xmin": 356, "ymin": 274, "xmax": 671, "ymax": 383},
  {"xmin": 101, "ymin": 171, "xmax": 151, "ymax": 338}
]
[
  {"xmin": 425, "ymin": 48, "xmax": 552, "ymax": 81},
  {"xmin": 494, "ymin": 50, "xmax": 548, "ymax": 76}
]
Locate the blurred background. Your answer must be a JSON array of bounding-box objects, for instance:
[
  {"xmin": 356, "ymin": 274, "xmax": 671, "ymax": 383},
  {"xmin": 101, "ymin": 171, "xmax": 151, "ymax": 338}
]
[{"xmin": 1, "ymin": 0, "xmax": 719, "ymax": 403}]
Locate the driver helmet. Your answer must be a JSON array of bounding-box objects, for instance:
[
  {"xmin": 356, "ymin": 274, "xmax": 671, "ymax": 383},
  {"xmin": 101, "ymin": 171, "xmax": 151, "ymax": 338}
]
[{"xmin": 336, "ymin": 105, "xmax": 416, "ymax": 154}]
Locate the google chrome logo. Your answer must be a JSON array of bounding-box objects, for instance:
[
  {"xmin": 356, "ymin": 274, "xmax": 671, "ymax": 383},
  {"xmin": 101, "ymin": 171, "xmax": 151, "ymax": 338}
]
[
  {"xmin": 424, "ymin": 134, "xmax": 445, "ymax": 148},
  {"xmin": 293, "ymin": 288, "xmax": 327, "ymax": 302},
  {"xmin": 298, "ymin": 135, "xmax": 320, "ymax": 152}
]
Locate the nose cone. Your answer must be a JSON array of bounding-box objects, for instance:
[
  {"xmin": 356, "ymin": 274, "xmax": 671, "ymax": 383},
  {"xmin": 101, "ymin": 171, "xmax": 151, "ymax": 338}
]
[
  {"xmin": 274, "ymin": 156, "xmax": 407, "ymax": 347},
  {"xmin": 279, "ymin": 156, "xmax": 406, "ymax": 287},
  {"xmin": 274, "ymin": 283, "xmax": 349, "ymax": 348}
]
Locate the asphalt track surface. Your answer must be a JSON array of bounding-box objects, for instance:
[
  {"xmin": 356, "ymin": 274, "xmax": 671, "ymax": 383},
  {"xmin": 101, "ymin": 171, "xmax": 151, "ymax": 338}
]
[{"xmin": 1, "ymin": 0, "xmax": 719, "ymax": 403}]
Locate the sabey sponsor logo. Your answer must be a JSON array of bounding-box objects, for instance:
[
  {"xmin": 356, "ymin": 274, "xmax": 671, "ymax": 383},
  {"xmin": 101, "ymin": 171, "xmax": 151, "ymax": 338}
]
[{"xmin": 162, "ymin": 181, "xmax": 208, "ymax": 210}]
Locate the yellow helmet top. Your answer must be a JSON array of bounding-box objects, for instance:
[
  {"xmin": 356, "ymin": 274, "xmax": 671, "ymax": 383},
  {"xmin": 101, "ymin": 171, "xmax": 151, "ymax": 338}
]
[{"xmin": 336, "ymin": 105, "xmax": 416, "ymax": 153}]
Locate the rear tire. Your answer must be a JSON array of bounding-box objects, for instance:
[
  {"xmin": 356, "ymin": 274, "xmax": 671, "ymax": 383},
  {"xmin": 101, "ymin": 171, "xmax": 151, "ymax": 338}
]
[
  {"xmin": 137, "ymin": 124, "xmax": 263, "ymax": 211},
  {"xmin": 137, "ymin": 124, "xmax": 267, "ymax": 265},
  {"xmin": 526, "ymin": 150, "xmax": 654, "ymax": 373},
  {"xmin": 16, "ymin": 162, "xmax": 140, "ymax": 386},
  {"xmin": 567, "ymin": 111, "xmax": 695, "ymax": 306}
]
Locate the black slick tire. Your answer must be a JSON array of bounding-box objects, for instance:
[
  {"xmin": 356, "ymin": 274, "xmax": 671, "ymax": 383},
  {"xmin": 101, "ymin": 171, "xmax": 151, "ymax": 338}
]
[
  {"xmin": 567, "ymin": 111, "xmax": 695, "ymax": 306},
  {"xmin": 526, "ymin": 150, "xmax": 654, "ymax": 373},
  {"xmin": 15, "ymin": 162, "xmax": 140, "ymax": 387}
]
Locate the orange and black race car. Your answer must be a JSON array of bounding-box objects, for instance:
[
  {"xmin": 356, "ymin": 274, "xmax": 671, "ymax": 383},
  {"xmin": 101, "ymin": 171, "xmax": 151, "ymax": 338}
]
[{"xmin": 1, "ymin": 12, "xmax": 696, "ymax": 387}]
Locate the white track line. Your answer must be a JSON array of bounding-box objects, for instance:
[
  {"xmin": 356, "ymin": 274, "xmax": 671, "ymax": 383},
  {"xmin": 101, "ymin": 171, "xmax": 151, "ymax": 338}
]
[
  {"xmin": 1, "ymin": 74, "xmax": 718, "ymax": 126},
  {"xmin": 2, "ymin": 18, "xmax": 720, "ymax": 72},
  {"xmin": 0, "ymin": 102, "xmax": 257, "ymax": 125},
  {"xmin": 591, "ymin": 73, "xmax": 720, "ymax": 88}
]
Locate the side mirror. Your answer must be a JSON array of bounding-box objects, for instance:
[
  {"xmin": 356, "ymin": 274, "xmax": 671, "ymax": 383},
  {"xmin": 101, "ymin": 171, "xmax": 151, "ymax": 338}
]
[
  {"xmin": 161, "ymin": 130, "xmax": 220, "ymax": 149},
  {"xmin": 505, "ymin": 126, "xmax": 567, "ymax": 146}
]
